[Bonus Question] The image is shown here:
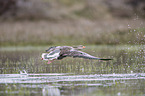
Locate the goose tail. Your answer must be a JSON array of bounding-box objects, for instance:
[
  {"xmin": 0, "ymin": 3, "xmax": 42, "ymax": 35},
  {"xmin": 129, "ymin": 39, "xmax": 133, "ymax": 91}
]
[{"xmin": 98, "ymin": 58, "xmax": 113, "ymax": 61}]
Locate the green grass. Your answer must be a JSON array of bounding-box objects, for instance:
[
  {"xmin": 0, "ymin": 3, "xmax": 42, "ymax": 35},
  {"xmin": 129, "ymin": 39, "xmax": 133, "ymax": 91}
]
[{"xmin": 0, "ymin": 45, "xmax": 144, "ymax": 74}]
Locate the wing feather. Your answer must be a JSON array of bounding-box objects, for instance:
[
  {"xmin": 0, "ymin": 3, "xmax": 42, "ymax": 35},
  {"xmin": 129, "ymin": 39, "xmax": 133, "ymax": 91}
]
[{"xmin": 64, "ymin": 50, "xmax": 112, "ymax": 61}]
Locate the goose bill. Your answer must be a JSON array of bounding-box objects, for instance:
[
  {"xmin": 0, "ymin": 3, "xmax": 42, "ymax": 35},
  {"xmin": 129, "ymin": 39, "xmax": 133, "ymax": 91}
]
[{"xmin": 83, "ymin": 46, "xmax": 85, "ymax": 48}]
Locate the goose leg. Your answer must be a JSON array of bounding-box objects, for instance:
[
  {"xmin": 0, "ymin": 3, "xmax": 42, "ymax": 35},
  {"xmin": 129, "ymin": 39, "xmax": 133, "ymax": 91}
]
[{"xmin": 47, "ymin": 60, "xmax": 53, "ymax": 64}]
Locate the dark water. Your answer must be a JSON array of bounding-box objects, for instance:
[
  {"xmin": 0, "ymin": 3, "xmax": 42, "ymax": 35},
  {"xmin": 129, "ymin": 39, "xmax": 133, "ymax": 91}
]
[{"xmin": 0, "ymin": 45, "xmax": 145, "ymax": 96}]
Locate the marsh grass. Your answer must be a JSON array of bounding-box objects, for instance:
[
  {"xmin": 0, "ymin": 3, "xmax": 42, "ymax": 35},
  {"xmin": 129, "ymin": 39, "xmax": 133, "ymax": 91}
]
[
  {"xmin": 0, "ymin": 45, "xmax": 144, "ymax": 74},
  {"xmin": 0, "ymin": 45, "xmax": 145, "ymax": 96}
]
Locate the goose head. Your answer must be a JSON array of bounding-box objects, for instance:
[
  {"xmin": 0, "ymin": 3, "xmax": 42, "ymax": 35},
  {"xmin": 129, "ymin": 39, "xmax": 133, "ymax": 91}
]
[{"xmin": 41, "ymin": 53, "xmax": 48, "ymax": 61}]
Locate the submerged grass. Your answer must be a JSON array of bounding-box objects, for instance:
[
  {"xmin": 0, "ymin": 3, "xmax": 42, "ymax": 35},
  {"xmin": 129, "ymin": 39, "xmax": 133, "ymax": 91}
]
[{"xmin": 0, "ymin": 79, "xmax": 144, "ymax": 96}]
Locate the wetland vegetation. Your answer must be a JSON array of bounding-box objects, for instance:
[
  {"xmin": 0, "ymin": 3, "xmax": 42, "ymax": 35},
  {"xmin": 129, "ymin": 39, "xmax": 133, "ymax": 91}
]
[
  {"xmin": 0, "ymin": 0, "xmax": 145, "ymax": 96},
  {"xmin": 0, "ymin": 45, "xmax": 145, "ymax": 96}
]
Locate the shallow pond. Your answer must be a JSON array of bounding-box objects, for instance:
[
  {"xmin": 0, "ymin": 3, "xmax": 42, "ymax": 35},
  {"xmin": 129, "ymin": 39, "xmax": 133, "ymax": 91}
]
[{"xmin": 0, "ymin": 45, "xmax": 145, "ymax": 96}]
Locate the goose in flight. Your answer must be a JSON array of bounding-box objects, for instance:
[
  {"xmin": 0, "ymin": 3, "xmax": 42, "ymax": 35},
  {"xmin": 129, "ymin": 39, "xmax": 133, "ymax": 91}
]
[{"xmin": 41, "ymin": 45, "xmax": 112, "ymax": 64}]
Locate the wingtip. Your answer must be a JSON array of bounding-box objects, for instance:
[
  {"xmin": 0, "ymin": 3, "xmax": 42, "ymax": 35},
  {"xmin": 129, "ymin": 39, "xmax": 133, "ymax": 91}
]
[{"xmin": 99, "ymin": 58, "xmax": 113, "ymax": 61}]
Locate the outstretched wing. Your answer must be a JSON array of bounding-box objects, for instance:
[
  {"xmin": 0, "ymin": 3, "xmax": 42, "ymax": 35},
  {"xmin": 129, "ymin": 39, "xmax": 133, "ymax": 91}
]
[{"xmin": 63, "ymin": 50, "xmax": 112, "ymax": 61}]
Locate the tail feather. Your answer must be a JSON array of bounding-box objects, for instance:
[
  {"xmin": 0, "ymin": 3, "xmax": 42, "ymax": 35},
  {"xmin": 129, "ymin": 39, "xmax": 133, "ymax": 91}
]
[{"xmin": 99, "ymin": 58, "xmax": 113, "ymax": 61}]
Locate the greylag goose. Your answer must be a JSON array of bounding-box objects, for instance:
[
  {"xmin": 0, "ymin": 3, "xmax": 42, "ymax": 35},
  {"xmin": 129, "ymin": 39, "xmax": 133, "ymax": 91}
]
[{"xmin": 41, "ymin": 45, "xmax": 112, "ymax": 64}]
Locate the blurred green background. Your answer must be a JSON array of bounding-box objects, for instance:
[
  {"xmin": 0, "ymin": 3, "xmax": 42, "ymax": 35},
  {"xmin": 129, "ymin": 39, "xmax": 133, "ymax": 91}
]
[{"xmin": 0, "ymin": 0, "xmax": 145, "ymax": 46}]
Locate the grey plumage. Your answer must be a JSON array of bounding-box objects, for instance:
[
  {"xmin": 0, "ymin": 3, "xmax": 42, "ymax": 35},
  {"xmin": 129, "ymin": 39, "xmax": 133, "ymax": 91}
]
[
  {"xmin": 42, "ymin": 46, "xmax": 112, "ymax": 62},
  {"xmin": 45, "ymin": 46, "xmax": 57, "ymax": 52},
  {"xmin": 58, "ymin": 50, "xmax": 112, "ymax": 61}
]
